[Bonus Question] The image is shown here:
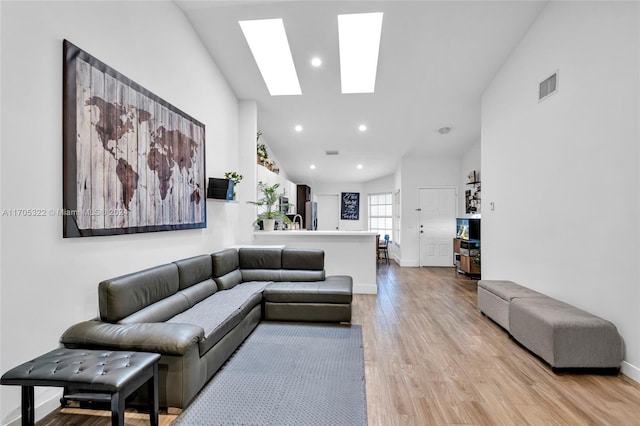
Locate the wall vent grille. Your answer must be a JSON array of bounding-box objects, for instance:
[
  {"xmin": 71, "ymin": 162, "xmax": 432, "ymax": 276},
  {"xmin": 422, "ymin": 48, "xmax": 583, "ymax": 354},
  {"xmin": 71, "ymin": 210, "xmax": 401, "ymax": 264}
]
[
  {"xmin": 539, "ymin": 71, "xmax": 558, "ymax": 101},
  {"xmin": 325, "ymin": 150, "xmax": 339, "ymax": 156}
]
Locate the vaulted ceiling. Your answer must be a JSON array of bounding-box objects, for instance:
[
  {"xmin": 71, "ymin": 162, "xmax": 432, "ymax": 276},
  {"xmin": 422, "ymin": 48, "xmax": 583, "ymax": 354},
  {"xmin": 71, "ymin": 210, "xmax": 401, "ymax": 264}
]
[{"xmin": 176, "ymin": 1, "xmax": 547, "ymax": 184}]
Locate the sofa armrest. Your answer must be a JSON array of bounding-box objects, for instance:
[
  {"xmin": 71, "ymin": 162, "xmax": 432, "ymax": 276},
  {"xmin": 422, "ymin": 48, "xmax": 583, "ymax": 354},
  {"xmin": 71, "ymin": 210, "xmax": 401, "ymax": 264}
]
[{"xmin": 60, "ymin": 320, "xmax": 204, "ymax": 356}]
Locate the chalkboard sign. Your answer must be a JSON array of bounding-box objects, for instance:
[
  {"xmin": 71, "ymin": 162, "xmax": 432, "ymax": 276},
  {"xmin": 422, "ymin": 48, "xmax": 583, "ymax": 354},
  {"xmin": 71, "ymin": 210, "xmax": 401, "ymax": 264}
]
[{"xmin": 341, "ymin": 192, "xmax": 360, "ymax": 220}]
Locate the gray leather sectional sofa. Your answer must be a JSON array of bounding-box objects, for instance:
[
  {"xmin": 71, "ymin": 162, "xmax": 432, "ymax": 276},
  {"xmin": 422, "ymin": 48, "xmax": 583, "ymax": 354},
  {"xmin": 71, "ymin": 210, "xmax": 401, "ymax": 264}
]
[{"xmin": 60, "ymin": 247, "xmax": 353, "ymax": 409}]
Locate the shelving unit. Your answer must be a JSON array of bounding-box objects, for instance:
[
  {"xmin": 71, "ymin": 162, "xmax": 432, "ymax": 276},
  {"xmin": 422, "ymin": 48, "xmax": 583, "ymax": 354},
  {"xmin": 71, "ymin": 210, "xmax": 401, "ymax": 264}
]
[
  {"xmin": 453, "ymin": 217, "xmax": 480, "ymax": 278},
  {"xmin": 453, "ymin": 238, "xmax": 481, "ymax": 278},
  {"xmin": 465, "ymin": 170, "xmax": 481, "ymax": 214}
]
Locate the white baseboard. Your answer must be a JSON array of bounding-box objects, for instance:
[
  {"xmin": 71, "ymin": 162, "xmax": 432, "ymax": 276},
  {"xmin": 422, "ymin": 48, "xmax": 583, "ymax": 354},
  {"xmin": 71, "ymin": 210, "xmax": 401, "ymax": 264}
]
[
  {"xmin": 621, "ymin": 361, "xmax": 640, "ymax": 383},
  {"xmin": 399, "ymin": 258, "xmax": 419, "ymax": 267},
  {"xmin": 5, "ymin": 389, "xmax": 61, "ymax": 426},
  {"xmin": 353, "ymin": 283, "xmax": 377, "ymax": 294}
]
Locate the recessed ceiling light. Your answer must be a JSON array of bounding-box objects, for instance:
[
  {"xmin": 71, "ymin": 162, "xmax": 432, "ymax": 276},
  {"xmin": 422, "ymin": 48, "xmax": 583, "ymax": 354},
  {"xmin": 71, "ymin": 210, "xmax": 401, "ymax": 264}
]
[
  {"xmin": 310, "ymin": 164, "xmax": 316, "ymax": 169},
  {"xmin": 311, "ymin": 57, "xmax": 322, "ymax": 67},
  {"xmin": 357, "ymin": 164, "xmax": 363, "ymax": 169},
  {"xmin": 338, "ymin": 12, "xmax": 383, "ymax": 94},
  {"xmin": 239, "ymin": 19, "xmax": 301, "ymax": 96},
  {"xmin": 294, "ymin": 125, "xmax": 303, "ymax": 132},
  {"xmin": 438, "ymin": 126, "xmax": 453, "ymax": 135},
  {"xmin": 358, "ymin": 124, "xmax": 367, "ymax": 132}
]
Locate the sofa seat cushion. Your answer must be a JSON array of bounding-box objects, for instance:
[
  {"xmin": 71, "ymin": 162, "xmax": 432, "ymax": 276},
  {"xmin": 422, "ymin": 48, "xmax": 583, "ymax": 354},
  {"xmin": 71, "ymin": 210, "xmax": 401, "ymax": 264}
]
[
  {"xmin": 167, "ymin": 281, "xmax": 268, "ymax": 355},
  {"xmin": 263, "ymin": 276, "xmax": 352, "ymax": 304}
]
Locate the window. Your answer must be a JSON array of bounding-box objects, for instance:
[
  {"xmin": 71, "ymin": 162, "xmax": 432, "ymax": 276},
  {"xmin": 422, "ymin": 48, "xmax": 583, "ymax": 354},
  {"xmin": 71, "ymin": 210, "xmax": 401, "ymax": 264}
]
[{"xmin": 369, "ymin": 193, "xmax": 392, "ymax": 241}]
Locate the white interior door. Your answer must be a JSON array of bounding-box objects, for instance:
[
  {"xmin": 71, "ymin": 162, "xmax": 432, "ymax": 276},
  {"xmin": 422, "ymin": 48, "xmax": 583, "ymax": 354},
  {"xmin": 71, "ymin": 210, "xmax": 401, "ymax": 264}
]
[
  {"xmin": 419, "ymin": 188, "xmax": 457, "ymax": 267},
  {"xmin": 316, "ymin": 194, "xmax": 339, "ymax": 231}
]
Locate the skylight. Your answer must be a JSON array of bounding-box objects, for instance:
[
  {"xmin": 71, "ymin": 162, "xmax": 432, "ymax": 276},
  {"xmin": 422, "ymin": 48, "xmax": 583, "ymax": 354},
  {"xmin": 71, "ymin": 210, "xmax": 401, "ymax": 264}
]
[
  {"xmin": 338, "ymin": 12, "xmax": 383, "ymax": 94},
  {"xmin": 239, "ymin": 19, "xmax": 302, "ymax": 96}
]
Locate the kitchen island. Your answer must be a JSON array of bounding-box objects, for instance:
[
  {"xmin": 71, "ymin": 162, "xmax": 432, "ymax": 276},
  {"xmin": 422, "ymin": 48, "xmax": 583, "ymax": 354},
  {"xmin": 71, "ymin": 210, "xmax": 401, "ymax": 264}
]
[{"xmin": 253, "ymin": 230, "xmax": 378, "ymax": 294}]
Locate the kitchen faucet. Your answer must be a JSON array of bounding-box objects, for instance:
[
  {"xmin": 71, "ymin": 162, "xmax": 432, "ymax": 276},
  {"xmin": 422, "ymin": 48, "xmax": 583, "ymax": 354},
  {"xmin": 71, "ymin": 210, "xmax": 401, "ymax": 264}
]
[{"xmin": 292, "ymin": 214, "xmax": 303, "ymax": 230}]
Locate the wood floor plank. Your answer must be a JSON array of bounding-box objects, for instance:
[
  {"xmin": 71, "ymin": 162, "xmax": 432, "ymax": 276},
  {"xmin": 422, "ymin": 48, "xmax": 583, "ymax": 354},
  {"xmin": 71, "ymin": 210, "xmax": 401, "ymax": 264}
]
[{"xmin": 38, "ymin": 262, "xmax": 640, "ymax": 425}]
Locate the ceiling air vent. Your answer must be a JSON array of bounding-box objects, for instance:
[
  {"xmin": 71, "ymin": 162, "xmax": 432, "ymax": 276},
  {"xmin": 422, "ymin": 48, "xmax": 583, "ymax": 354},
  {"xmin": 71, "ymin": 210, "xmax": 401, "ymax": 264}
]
[
  {"xmin": 539, "ymin": 71, "xmax": 558, "ymax": 102},
  {"xmin": 325, "ymin": 150, "xmax": 339, "ymax": 156}
]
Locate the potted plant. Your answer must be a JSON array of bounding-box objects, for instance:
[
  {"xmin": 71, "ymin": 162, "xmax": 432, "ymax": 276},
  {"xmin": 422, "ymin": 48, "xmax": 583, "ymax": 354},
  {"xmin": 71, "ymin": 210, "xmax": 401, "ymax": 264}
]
[
  {"xmin": 247, "ymin": 181, "xmax": 292, "ymax": 231},
  {"xmin": 256, "ymin": 131, "xmax": 268, "ymax": 165},
  {"xmin": 224, "ymin": 171, "xmax": 243, "ymax": 199}
]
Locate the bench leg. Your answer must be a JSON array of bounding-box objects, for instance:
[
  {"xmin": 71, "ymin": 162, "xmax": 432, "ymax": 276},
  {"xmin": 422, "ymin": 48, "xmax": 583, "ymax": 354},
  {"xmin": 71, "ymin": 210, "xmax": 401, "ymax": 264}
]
[
  {"xmin": 21, "ymin": 386, "xmax": 34, "ymax": 426},
  {"xmin": 110, "ymin": 390, "xmax": 125, "ymax": 426},
  {"xmin": 148, "ymin": 364, "xmax": 159, "ymax": 426}
]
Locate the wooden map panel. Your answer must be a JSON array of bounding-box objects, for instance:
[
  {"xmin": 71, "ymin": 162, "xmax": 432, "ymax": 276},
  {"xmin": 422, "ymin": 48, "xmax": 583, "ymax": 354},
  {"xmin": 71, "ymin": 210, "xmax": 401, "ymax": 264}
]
[{"xmin": 63, "ymin": 40, "xmax": 206, "ymax": 237}]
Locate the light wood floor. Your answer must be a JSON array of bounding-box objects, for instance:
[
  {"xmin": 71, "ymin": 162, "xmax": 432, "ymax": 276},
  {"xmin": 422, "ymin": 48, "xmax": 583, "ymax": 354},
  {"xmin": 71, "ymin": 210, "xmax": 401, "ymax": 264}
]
[{"xmin": 39, "ymin": 262, "xmax": 640, "ymax": 425}]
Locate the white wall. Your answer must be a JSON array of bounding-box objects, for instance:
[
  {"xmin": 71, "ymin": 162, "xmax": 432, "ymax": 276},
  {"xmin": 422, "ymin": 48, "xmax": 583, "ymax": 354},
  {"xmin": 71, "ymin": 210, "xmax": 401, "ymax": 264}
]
[
  {"xmin": 0, "ymin": 2, "xmax": 3, "ymax": 418},
  {"xmin": 0, "ymin": 1, "xmax": 243, "ymax": 423},
  {"xmin": 237, "ymin": 100, "xmax": 259, "ymax": 244},
  {"xmin": 399, "ymin": 156, "xmax": 461, "ymax": 266},
  {"xmin": 363, "ymin": 174, "xmax": 395, "ymax": 257},
  {"xmin": 364, "ymin": 174, "xmax": 394, "ymax": 196},
  {"xmin": 313, "ymin": 182, "xmax": 366, "ymax": 231},
  {"xmin": 482, "ymin": 1, "xmax": 640, "ymax": 379},
  {"xmin": 460, "ymin": 140, "xmax": 481, "ymax": 217}
]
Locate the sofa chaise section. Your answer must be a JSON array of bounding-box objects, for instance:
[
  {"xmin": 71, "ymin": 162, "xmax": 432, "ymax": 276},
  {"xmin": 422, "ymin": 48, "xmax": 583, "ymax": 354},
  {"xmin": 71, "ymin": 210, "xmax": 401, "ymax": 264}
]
[{"xmin": 212, "ymin": 247, "xmax": 353, "ymax": 322}]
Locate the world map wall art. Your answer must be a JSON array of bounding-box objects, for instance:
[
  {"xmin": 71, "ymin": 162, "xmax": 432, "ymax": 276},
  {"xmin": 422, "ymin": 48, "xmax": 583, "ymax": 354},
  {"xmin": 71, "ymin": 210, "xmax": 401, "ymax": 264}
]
[{"xmin": 63, "ymin": 40, "xmax": 206, "ymax": 237}]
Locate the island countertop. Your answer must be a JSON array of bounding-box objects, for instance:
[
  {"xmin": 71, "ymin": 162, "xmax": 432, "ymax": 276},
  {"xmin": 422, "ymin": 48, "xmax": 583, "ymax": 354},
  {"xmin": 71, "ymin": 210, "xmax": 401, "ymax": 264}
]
[{"xmin": 252, "ymin": 230, "xmax": 378, "ymax": 294}]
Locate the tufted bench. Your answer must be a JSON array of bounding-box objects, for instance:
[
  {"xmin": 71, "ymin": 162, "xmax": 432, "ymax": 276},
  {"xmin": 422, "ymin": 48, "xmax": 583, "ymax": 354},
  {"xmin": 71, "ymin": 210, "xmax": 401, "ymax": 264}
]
[
  {"xmin": 263, "ymin": 276, "xmax": 353, "ymax": 322},
  {"xmin": 0, "ymin": 348, "xmax": 160, "ymax": 426}
]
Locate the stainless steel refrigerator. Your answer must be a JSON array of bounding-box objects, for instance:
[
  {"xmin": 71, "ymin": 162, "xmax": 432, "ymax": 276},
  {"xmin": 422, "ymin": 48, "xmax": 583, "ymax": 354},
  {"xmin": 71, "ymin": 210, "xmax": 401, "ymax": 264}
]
[{"xmin": 305, "ymin": 201, "xmax": 317, "ymax": 230}]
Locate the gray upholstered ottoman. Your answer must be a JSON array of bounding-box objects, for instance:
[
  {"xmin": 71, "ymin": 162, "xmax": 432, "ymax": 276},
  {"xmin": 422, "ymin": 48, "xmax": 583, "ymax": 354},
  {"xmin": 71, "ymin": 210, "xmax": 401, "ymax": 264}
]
[
  {"xmin": 263, "ymin": 275, "xmax": 353, "ymax": 322},
  {"xmin": 477, "ymin": 280, "xmax": 546, "ymax": 331},
  {"xmin": 510, "ymin": 297, "xmax": 624, "ymax": 369}
]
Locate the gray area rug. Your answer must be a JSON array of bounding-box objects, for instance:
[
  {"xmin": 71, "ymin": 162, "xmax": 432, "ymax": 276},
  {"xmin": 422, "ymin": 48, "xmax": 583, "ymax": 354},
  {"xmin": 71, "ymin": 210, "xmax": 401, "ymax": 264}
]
[{"xmin": 172, "ymin": 322, "xmax": 367, "ymax": 426}]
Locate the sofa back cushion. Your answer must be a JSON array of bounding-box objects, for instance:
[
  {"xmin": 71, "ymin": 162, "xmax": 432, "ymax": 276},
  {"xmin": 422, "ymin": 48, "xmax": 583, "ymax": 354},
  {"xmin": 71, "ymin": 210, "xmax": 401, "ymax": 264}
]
[
  {"xmin": 282, "ymin": 248, "xmax": 324, "ymax": 270},
  {"xmin": 215, "ymin": 270, "xmax": 243, "ymax": 291},
  {"xmin": 279, "ymin": 269, "xmax": 325, "ymax": 281},
  {"xmin": 119, "ymin": 293, "xmax": 190, "ymax": 324},
  {"xmin": 241, "ymin": 269, "xmax": 283, "ymax": 282},
  {"xmin": 279, "ymin": 248, "xmax": 325, "ymax": 281},
  {"xmin": 212, "ymin": 249, "xmax": 240, "ymax": 276},
  {"xmin": 179, "ymin": 280, "xmax": 219, "ymax": 307},
  {"xmin": 212, "ymin": 249, "xmax": 242, "ymax": 290},
  {"xmin": 99, "ymin": 263, "xmax": 179, "ymax": 323},
  {"xmin": 239, "ymin": 248, "xmax": 282, "ymax": 269},
  {"xmin": 174, "ymin": 255, "xmax": 214, "ymax": 290}
]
